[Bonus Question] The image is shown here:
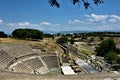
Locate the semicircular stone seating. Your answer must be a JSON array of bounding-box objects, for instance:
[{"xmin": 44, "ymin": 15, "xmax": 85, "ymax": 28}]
[{"xmin": 0, "ymin": 50, "xmax": 15, "ymax": 69}]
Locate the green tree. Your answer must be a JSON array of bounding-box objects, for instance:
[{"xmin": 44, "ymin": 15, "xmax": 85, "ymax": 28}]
[
  {"xmin": 105, "ymin": 51, "xmax": 118, "ymax": 62},
  {"xmin": 70, "ymin": 38, "xmax": 74, "ymax": 45},
  {"xmin": 117, "ymin": 57, "xmax": 120, "ymax": 64},
  {"xmin": 12, "ymin": 28, "xmax": 43, "ymax": 40},
  {"xmin": 56, "ymin": 37, "xmax": 68, "ymax": 44},
  {"xmin": 96, "ymin": 38, "xmax": 116, "ymax": 57},
  {"xmin": 0, "ymin": 31, "xmax": 8, "ymax": 38}
]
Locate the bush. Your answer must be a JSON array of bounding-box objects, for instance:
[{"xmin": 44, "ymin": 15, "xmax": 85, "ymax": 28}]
[
  {"xmin": 117, "ymin": 57, "xmax": 120, "ymax": 64},
  {"xmin": 105, "ymin": 51, "xmax": 118, "ymax": 62},
  {"xmin": 70, "ymin": 38, "xmax": 74, "ymax": 44},
  {"xmin": 56, "ymin": 37, "xmax": 68, "ymax": 44},
  {"xmin": 81, "ymin": 49, "xmax": 93, "ymax": 56},
  {"xmin": 96, "ymin": 38, "xmax": 116, "ymax": 57}
]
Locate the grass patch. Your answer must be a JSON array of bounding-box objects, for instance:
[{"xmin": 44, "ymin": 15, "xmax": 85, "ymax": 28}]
[
  {"xmin": 69, "ymin": 52, "xmax": 78, "ymax": 60},
  {"xmin": 46, "ymin": 70, "xmax": 61, "ymax": 75},
  {"xmin": 80, "ymin": 49, "xmax": 94, "ymax": 56},
  {"xmin": 0, "ymin": 38, "xmax": 28, "ymax": 44}
]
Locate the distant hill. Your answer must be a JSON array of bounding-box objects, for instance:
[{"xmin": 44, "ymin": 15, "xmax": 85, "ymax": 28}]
[
  {"xmin": 43, "ymin": 30, "xmax": 58, "ymax": 34},
  {"xmin": 4, "ymin": 29, "xmax": 120, "ymax": 35},
  {"xmin": 58, "ymin": 30, "xmax": 91, "ymax": 34},
  {"xmin": 43, "ymin": 30, "xmax": 120, "ymax": 34},
  {"xmin": 43, "ymin": 30, "xmax": 92, "ymax": 34}
]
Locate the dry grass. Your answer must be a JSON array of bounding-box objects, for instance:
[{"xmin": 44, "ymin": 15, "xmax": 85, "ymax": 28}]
[
  {"xmin": 0, "ymin": 38, "xmax": 29, "ymax": 44},
  {"xmin": 113, "ymin": 37, "xmax": 120, "ymax": 44},
  {"xmin": 0, "ymin": 38, "xmax": 64, "ymax": 55},
  {"xmin": 69, "ymin": 52, "xmax": 78, "ymax": 60},
  {"xmin": 30, "ymin": 38, "xmax": 64, "ymax": 54}
]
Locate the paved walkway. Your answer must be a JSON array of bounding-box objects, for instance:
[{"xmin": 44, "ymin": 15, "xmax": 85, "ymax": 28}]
[
  {"xmin": 76, "ymin": 59, "xmax": 99, "ymax": 74},
  {"xmin": 0, "ymin": 70, "xmax": 120, "ymax": 80}
]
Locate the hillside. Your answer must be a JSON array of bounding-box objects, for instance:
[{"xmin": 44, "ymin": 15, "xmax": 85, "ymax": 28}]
[{"xmin": 0, "ymin": 38, "xmax": 64, "ymax": 55}]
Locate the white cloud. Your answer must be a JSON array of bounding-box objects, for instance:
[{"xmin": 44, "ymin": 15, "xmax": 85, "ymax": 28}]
[
  {"xmin": 18, "ymin": 22, "xmax": 30, "ymax": 27},
  {"xmin": 85, "ymin": 14, "xmax": 90, "ymax": 17},
  {"xmin": 32, "ymin": 24, "xmax": 39, "ymax": 27},
  {"xmin": 1, "ymin": 14, "xmax": 119, "ymax": 32},
  {"xmin": 5, "ymin": 21, "xmax": 59, "ymax": 30},
  {"xmin": 85, "ymin": 14, "xmax": 120, "ymax": 24},
  {"xmin": 54, "ymin": 24, "xmax": 60, "ymax": 26},
  {"xmin": 86, "ymin": 14, "xmax": 107, "ymax": 23},
  {"xmin": 7, "ymin": 23, "xmax": 15, "ymax": 27},
  {"xmin": 0, "ymin": 19, "xmax": 3, "ymax": 25},
  {"xmin": 68, "ymin": 19, "xmax": 81, "ymax": 24},
  {"xmin": 40, "ymin": 22, "xmax": 51, "ymax": 26},
  {"xmin": 109, "ymin": 19, "xmax": 116, "ymax": 23},
  {"xmin": 109, "ymin": 15, "xmax": 120, "ymax": 23},
  {"xmin": 66, "ymin": 14, "xmax": 120, "ymax": 31}
]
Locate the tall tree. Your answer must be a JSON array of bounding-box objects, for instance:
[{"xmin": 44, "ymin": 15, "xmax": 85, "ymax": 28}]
[
  {"xmin": 12, "ymin": 28, "xmax": 43, "ymax": 40},
  {"xmin": 105, "ymin": 51, "xmax": 118, "ymax": 62},
  {"xmin": 96, "ymin": 38, "xmax": 116, "ymax": 57},
  {"xmin": 56, "ymin": 36, "xmax": 68, "ymax": 44},
  {"xmin": 0, "ymin": 31, "xmax": 8, "ymax": 38}
]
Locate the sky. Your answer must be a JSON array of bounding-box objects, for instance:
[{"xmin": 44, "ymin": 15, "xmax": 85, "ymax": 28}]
[{"xmin": 0, "ymin": 0, "xmax": 120, "ymax": 34}]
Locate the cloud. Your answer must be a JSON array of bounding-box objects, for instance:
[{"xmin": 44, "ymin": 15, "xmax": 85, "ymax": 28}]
[
  {"xmin": 5, "ymin": 21, "xmax": 59, "ymax": 30},
  {"xmin": 85, "ymin": 14, "xmax": 120, "ymax": 24},
  {"xmin": 109, "ymin": 15, "xmax": 120, "ymax": 23},
  {"xmin": 0, "ymin": 19, "xmax": 3, "ymax": 25},
  {"xmin": 85, "ymin": 14, "xmax": 90, "ymax": 17},
  {"xmin": 86, "ymin": 14, "xmax": 107, "ymax": 23},
  {"xmin": 67, "ymin": 14, "xmax": 120, "ymax": 31},
  {"xmin": 68, "ymin": 19, "xmax": 81, "ymax": 24},
  {"xmin": 54, "ymin": 24, "xmax": 60, "ymax": 26},
  {"xmin": 40, "ymin": 22, "xmax": 51, "ymax": 26},
  {"xmin": 7, "ymin": 23, "xmax": 15, "ymax": 27},
  {"xmin": 32, "ymin": 24, "xmax": 39, "ymax": 27},
  {"xmin": 18, "ymin": 22, "xmax": 30, "ymax": 27},
  {"xmin": 1, "ymin": 14, "xmax": 119, "ymax": 32}
]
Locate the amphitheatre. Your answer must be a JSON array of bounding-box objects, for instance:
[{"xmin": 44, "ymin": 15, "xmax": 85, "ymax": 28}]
[{"xmin": 0, "ymin": 38, "xmax": 120, "ymax": 80}]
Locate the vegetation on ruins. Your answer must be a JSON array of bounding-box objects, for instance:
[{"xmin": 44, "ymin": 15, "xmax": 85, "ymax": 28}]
[
  {"xmin": 96, "ymin": 38, "xmax": 116, "ymax": 57},
  {"xmin": 12, "ymin": 28, "xmax": 43, "ymax": 40},
  {"xmin": 56, "ymin": 36, "xmax": 75, "ymax": 44},
  {"xmin": 70, "ymin": 37, "xmax": 75, "ymax": 45},
  {"xmin": 80, "ymin": 49, "xmax": 93, "ymax": 56},
  {"xmin": 56, "ymin": 36, "xmax": 68, "ymax": 44},
  {"xmin": 105, "ymin": 51, "xmax": 118, "ymax": 62},
  {"xmin": 95, "ymin": 38, "xmax": 120, "ymax": 63}
]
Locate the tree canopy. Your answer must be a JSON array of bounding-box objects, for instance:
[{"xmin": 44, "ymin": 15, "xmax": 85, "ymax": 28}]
[
  {"xmin": 95, "ymin": 38, "xmax": 120, "ymax": 63},
  {"xmin": 96, "ymin": 38, "xmax": 116, "ymax": 57},
  {"xmin": 56, "ymin": 36, "xmax": 68, "ymax": 44},
  {"xmin": 12, "ymin": 28, "xmax": 43, "ymax": 40},
  {"xmin": 48, "ymin": 0, "xmax": 104, "ymax": 9},
  {"xmin": 105, "ymin": 51, "xmax": 118, "ymax": 62},
  {"xmin": 0, "ymin": 31, "xmax": 8, "ymax": 38}
]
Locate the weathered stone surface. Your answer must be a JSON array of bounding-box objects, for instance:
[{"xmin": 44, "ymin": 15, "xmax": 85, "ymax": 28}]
[{"xmin": 0, "ymin": 70, "xmax": 120, "ymax": 80}]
